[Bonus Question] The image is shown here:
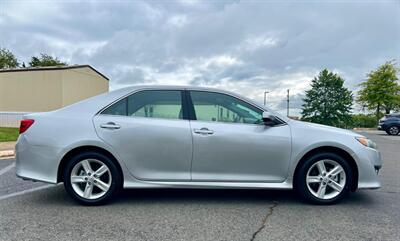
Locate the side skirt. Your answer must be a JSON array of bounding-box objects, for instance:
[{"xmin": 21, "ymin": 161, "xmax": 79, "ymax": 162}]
[{"xmin": 123, "ymin": 180, "xmax": 293, "ymax": 189}]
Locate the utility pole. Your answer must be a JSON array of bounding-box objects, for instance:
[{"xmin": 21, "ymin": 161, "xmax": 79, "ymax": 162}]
[
  {"xmin": 286, "ymin": 89, "xmax": 290, "ymax": 117},
  {"xmin": 263, "ymin": 91, "xmax": 269, "ymax": 106}
]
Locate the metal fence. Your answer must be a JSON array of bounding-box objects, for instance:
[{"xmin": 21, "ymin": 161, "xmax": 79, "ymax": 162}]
[{"xmin": 0, "ymin": 112, "xmax": 30, "ymax": 128}]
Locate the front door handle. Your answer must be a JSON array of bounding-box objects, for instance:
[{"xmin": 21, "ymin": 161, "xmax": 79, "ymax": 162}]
[
  {"xmin": 100, "ymin": 122, "xmax": 121, "ymax": 130},
  {"xmin": 194, "ymin": 128, "xmax": 214, "ymax": 135}
]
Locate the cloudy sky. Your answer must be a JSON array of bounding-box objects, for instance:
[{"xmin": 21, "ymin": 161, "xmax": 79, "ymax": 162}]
[{"xmin": 1, "ymin": 0, "xmax": 399, "ymax": 115}]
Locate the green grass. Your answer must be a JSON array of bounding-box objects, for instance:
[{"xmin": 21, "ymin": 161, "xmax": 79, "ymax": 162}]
[{"xmin": 0, "ymin": 127, "xmax": 19, "ymax": 142}]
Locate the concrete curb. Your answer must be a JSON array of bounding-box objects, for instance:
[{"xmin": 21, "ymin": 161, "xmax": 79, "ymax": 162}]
[{"xmin": 0, "ymin": 150, "xmax": 15, "ymax": 158}]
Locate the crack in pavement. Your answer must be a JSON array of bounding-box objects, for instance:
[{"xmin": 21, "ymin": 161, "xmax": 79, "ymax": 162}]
[{"xmin": 250, "ymin": 201, "xmax": 278, "ymax": 241}]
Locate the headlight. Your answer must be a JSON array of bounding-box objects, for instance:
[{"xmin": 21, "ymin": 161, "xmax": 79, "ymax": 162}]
[{"xmin": 356, "ymin": 137, "xmax": 377, "ymax": 149}]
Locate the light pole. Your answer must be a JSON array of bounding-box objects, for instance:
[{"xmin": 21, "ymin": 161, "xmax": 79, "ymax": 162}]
[
  {"xmin": 263, "ymin": 91, "xmax": 269, "ymax": 106},
  {"xmin": 286, "ymin": 89, "xmax": 290, "ymax": 117}
]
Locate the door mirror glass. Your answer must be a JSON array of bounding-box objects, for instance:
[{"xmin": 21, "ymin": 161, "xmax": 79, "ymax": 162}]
[{"xmin": 262, "ymin": 111, "xmax": 276, "ymax": 125}]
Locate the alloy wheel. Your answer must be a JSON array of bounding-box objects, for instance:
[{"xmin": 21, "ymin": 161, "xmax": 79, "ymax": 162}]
[
  {"xmin": 389, "ymin": 126, "xmax": 399, "ymax": 135},
  {"xmin": 306, "ymin": 159, "xmax": 346, "ymax": 200},
  {"xmin": 70, "ymin": 159, "xmax": 112, "ymax": 200}
]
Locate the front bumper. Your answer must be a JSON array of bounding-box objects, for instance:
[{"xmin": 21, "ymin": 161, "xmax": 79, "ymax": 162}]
[{"xmin": 353, "ymin": 146, "xmax": 382, "ymax": 189}]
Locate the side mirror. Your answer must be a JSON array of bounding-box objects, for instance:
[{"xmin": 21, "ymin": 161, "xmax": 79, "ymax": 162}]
[{"xmin": 262, "ymin": 111, "xmax": 276, "ymax": 125}]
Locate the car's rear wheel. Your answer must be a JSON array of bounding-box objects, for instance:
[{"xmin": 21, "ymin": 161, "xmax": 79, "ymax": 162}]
[
  {"xmin": 295, "ymin": 152, "xmax": 353, "ymax": 204},
  {"xmin": 386, "ymin": 125, "xmax": 399, "ymax": 135},
  {"xmin": 63, "ymin": 152, "xmax": 121, "ymax": 205}
]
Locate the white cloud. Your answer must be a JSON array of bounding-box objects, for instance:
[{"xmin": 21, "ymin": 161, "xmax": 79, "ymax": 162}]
[
  {"xmin": 201, "ymin": 55, "xmax": 243, "ymax": 67},
  {"xmin": 167, "ymin": 15, "xmax": 189, "ymax": 27},
  {"xmin": 240, "ymin": 34, "xmax": 280, "ymax": 51},
  {"xmin": 177, "ymin": 0, "xmax": 201, "ymax": 6}
]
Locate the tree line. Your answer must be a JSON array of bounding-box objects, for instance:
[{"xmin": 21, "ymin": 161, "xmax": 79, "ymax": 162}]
[
  {"xmin": 0, "ymin": 47, "xmax": 67, "ymax": 69},
  {"xmin": 301, "ymin": 61, "xmax": 400, "ymax": 127}
]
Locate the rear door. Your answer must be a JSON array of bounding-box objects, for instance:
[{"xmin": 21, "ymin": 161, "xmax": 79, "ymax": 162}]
[{"xmin": 93, "ymin": 89, "xmax": 192, "ymax": 181}]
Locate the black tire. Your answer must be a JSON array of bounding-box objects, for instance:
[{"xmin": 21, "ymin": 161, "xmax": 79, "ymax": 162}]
[
  {"xmin": 294, "ymin": 152, "xmax": 353, "ymax": 205},
  {"xmin": 63, "ymin": 151, "xmax": 122, "ymax": 205},
  {"xmin": 386, "ymin": 125, "xmax": 400, "ymax": 135}
]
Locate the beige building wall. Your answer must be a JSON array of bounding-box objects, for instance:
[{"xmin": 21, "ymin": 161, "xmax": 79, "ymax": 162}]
[
  {"xmin": 0, "ymin": 66, "xmax": 109, "ymax": 112},
  {"xmin": 62, "ymin": 67, "xmax": 109, "ymax": 106},
  {"xmin": 0, "ymin": 70, "xmax": 63, "ymax": 112}
]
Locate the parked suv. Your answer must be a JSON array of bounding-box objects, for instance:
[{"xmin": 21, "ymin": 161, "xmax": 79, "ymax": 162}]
[{"xmin": 378, "ymin": 113, "xmax": 400, "ymax": 135}]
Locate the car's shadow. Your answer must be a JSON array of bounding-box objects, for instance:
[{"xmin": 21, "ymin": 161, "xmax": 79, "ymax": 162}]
[
  {"xmin": 118, "ymin": 188, "xmax": 377, "ymax": 205},
  {"xmin": 118, "ymin": 188, "xmax": 296, "ymax": 204},
  {"xmin": 373, "ymin": 132, "xmax": 399, "ymax": 137},
  {"xmin": 37, "ymin": 185, "xmax": 378, "ymax": 207},
  {"xmin": 377, "ymin": 132, "xmax": 399, "ymax": 136}
]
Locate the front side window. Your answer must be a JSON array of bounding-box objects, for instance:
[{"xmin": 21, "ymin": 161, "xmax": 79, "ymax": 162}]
[
  {"xmin": 190, "ymin": 91, "xmax": 263, "ymax": 124},
  {"xmin": 101, "ymin": 90, "xmax": 183, "ymax": 120}
]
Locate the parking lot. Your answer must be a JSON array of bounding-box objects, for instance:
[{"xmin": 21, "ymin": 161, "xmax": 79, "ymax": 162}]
[{"xmin": 0, "ymin": 130, "xmax": 399, "ymax": 241}]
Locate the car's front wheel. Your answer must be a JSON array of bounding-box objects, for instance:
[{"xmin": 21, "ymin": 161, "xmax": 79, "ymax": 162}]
[
  {"xmin": 63, "ymin": 151, "xmax": 122, "ymax": 205},
  {"xmin": 386, "ymin": 125, "xmax": 399, "ymax": 135},
  {"xmin": 295, "ymin": 152, "xmax": 353, "ymax": 204}
]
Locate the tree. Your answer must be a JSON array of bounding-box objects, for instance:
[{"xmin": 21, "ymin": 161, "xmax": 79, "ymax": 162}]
[
  {"xmin": 357, "ymin": 61, "xmax": 400, "ymax": 120},
  {"xmin": 301, "ymin": 69, "xmax": 353, "ymax": 127},
  {"xmin": 0, "ymin": 48, "xmax": 19, "ymax": 69},
  {"xmin": 29, "ymin": 54, "xmax": 67, "ymax": 67}
]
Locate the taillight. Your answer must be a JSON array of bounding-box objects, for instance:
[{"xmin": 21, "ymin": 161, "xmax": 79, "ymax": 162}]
[{"xmin": 19, "ymin": 119, "xmax": 35, "ymax": 134}]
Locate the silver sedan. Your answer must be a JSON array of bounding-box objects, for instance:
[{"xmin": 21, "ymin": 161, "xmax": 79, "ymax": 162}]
[{"xmin": 16, "ymin": 85, "xmax": 382, "ymax": 205}]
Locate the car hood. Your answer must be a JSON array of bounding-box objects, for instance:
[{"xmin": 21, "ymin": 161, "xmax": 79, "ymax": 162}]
[{"xmin": 290, "ymin": 120, "xmax": 363, "ymax": 137}]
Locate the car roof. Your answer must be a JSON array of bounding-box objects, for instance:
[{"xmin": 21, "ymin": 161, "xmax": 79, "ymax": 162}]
[{"xmin": 115, "ymin": 84, "xmax": 232, "ymax": 92}]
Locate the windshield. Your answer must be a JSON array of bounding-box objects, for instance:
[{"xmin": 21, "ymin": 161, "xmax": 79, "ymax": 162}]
[{"xmin": 385, "ymin": 113, "xmax": 400, "ymax": 118}]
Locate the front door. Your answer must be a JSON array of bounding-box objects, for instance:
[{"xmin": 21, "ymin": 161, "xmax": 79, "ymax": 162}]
[
  {"xmin": 93, "ymin": 90, "xmax": 192, "ymax": 181},
  {"xmin": 188, "ymin": 90, "xmax": 292, "ymax": 182}
]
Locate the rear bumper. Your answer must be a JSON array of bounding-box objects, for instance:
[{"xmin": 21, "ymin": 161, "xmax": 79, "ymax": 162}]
[{"xmin": 15, "ymin": 135, "xmax": 60, "ymax": 184}]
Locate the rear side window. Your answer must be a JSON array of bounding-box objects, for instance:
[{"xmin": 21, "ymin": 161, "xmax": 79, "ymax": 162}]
[
  {"xmin": 101, "ymin": 90, "xmax": 183, "ymax": 120},
  {"xmin": 127, "ymin": 90, "xmax": 183, "ymax": 119},
  {"xmin": 102, "ymin": 98, "xmax": 127, "ymax": 116}
]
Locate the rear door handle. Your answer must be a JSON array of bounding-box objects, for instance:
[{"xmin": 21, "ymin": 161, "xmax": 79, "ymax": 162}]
[
  {"xmin": 100, "ymin": 122, "xmax": 121, "ymax": 130},
  {"xmin": 193, "ymin": 128, "xmax": 214, "ymax": 135}
]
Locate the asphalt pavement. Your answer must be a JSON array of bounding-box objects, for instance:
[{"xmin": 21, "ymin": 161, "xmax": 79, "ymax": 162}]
[{"xmin": 0, "ymin": 131, "xmax": 399, "ymax": 241}]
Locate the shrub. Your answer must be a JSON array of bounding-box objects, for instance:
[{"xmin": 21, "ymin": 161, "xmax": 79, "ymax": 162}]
[{"xmin": 349, "ymin": 114, "xmax": 377, "ymax": 128}]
